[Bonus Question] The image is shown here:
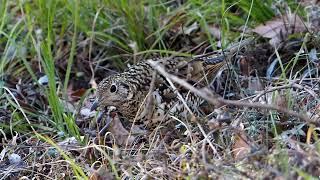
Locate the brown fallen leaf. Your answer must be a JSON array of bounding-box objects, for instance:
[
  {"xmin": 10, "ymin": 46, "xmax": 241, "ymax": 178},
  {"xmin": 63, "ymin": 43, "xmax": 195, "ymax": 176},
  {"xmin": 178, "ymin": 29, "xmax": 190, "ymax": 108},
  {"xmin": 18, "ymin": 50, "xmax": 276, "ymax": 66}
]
[
  {"xmin": 253, "ymin": 13, "xmax": 307, "ymax": 46},
  {"xmin": 89, "ymin": 165, "xmax": 114, "ymax": 180},
  {"xmin": 276, "ymin": 93, "xmax": 288, "ymax": 110},
  {"xmin": 232, "ymin": 131, "xmax": 253, "ymax": 160},
  {"xmin": 98, "ymin": 107, "xmax": 136, "ymax": 146},
  {"xmin": 70, "ymin": 88, "xmax": 87, "ymax": 99},
  {"xmin": 106, "ymin": 113, "xmax": 135, "ymax": 146},
  {"xmin": 238, "ymin": 56, "xmax": 251, "ymax": 76}
]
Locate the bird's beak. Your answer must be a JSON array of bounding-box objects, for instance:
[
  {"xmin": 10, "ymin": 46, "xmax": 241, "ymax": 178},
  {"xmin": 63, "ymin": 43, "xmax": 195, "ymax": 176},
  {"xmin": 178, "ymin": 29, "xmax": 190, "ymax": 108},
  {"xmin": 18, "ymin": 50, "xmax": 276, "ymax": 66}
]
[{"xmin": 90, "ymin": 99, "xmax": 100, "ymax": 111}]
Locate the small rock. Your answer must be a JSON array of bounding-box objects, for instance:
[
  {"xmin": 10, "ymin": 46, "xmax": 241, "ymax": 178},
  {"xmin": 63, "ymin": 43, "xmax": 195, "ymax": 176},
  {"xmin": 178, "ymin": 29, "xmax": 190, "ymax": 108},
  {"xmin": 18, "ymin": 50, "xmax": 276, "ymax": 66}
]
[
  {"xmin": 8, "ymin": 153, "xmax": 21, "ymax": 164},
  {"xmin": 38, "ymin": 75, "xmax": 49, "ymax": 85},
  {"xmin": 47, "ymin": 148, "xmax": 59, "ymax": 158}
]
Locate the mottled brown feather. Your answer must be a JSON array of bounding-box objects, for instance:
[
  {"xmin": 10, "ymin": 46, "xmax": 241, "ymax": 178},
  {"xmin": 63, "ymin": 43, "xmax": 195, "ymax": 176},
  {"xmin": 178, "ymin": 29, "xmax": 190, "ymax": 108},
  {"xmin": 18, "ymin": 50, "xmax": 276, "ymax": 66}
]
[{"xmin": 93, "ymin": 55, "xmax": 225, "ymax": 127}]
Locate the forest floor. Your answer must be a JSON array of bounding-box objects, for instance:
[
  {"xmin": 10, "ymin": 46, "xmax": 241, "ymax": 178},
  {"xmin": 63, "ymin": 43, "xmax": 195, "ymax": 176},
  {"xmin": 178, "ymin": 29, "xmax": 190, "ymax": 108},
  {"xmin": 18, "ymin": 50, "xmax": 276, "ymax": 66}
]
[{"xmin": 1, "ymin": 0, "xmax": 320, "ymax": 179}]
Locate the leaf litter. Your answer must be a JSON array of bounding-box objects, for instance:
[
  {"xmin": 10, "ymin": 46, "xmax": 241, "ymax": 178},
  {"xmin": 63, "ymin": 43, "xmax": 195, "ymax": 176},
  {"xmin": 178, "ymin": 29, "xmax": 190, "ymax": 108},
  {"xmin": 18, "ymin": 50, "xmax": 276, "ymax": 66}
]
[{"xmin": 1, "ymin": 1, "xmax": 320, "ymax": 179}]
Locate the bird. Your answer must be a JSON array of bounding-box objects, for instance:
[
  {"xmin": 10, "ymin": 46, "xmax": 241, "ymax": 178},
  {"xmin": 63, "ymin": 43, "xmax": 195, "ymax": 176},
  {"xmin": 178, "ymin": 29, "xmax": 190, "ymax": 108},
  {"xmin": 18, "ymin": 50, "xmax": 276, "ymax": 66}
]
[{"xmin": 90, "ymin": 54, "xmax": 227, "ymax": 129}]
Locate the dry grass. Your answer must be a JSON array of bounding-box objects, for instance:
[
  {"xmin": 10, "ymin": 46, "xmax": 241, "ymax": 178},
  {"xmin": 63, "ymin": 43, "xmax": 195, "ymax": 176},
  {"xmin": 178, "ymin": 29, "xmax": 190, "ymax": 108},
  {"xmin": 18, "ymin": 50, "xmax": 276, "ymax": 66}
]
[{"xmin": 1, "ymin": 0, "xmax": 320, "ymax": 179}]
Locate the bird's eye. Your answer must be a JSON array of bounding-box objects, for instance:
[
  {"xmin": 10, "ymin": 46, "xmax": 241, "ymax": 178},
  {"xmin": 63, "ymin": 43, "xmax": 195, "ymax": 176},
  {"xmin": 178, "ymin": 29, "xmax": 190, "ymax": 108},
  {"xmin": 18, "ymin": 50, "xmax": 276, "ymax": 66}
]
[{"xmin": 110, "ymin": 84, "xmax": 117, "ymax": 93}]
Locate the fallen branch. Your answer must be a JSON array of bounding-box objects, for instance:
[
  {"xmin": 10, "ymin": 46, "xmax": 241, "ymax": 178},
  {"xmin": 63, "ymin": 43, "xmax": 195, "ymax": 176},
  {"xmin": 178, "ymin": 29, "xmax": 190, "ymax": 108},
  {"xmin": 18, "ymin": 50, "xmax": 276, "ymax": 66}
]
[{"xmin": 148, "ymin": 60, "xmax": 318, "ymax": 126}]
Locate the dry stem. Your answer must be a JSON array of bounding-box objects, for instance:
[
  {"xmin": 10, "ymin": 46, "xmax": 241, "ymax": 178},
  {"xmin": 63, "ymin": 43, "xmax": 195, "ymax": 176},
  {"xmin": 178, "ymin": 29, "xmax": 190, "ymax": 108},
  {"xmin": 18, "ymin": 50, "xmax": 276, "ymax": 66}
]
[{"xmin": 148, "ymin": 60, "xmax": 318, "ymax": 126}]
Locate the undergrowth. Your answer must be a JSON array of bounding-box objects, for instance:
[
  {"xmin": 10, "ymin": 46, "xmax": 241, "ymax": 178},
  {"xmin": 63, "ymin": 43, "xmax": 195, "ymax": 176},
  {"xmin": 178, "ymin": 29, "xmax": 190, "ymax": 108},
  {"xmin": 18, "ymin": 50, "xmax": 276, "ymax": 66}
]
[{"xmin": 0, "ymin": 0, "xmax": 319, "ymax": 179}]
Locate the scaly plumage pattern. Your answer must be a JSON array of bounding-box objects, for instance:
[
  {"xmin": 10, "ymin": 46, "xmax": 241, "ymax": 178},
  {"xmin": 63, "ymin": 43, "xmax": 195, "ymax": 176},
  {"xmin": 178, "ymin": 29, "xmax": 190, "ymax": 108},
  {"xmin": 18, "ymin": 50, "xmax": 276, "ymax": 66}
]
[{"xmin": 91, "ymin": 55, "xmax": 226, "ymax": 128}]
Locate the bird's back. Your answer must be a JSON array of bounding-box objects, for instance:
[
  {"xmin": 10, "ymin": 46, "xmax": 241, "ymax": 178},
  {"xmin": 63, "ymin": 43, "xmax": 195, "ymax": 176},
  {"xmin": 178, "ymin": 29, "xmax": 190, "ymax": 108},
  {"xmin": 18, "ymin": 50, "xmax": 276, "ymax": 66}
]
[{"xmin": 95, "ymin": 54, "xmax": 225, "ymax": 127}]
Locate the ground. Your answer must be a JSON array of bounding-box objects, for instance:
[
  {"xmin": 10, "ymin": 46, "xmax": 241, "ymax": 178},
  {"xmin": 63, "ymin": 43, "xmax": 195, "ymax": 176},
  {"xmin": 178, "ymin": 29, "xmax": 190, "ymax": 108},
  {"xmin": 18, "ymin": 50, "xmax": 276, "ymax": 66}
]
[{"xmin": 1, "ymin": 0, "xmax": 320, "ymax": 179}]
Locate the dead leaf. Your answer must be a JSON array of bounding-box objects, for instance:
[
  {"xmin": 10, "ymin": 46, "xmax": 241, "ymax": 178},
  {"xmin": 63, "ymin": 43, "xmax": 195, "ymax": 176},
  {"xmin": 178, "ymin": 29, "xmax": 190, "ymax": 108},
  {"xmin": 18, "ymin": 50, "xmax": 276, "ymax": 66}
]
[
  {"xmin": 248, "ymin": 77, "xmax": 263, "ymax": 92},
  {"xmin": 105, "ymin": 114, "xmax": 131, "ymax": 146},
  {"xmin": 98, "ymin": 107, "xmax": 136, "ymax": 146},
  {"xmin": 253, "ymin": 13, "xmax": 307, "ymax": 46},
  {"xmin": 207, "ymin": 25, "xmax": 221, "ymax": 40},
  {"xmin": 306, "ymin": 125, "xmax": 315, "ymax": 144},
  {"xmin": 232, "ymin": 131, "xmax": 252, "ymax": 160},
  {"xmin": 276, "ymin": 94, "xmax": 288, "ymax": 110},
  {"xmin": 238, "ymin": 56, "xmax": 251, "ymax": 76},
  {"xmin": 71, "ymin": 88, "xmax": 87, "ymax": 99},
  {"xmin": 89, "ymin": 165, "xmax": 114, "ymax": 180}
]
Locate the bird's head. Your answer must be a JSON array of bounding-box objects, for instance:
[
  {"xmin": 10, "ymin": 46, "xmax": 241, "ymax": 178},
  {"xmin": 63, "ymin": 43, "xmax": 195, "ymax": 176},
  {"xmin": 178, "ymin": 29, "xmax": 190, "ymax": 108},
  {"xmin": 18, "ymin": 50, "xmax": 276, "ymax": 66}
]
[{"xmin": 90, "ymin": 76, "xmax": 134, "ymax": 111}]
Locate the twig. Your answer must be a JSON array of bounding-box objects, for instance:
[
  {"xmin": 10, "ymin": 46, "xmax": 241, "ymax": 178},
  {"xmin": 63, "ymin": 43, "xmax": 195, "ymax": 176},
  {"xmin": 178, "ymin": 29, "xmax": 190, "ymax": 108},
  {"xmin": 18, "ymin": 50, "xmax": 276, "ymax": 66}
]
[
  {"xmin": 125, "ymin": 71, "xmax": 158, "ymax": 149},
  {"xmin": 252, "ymin": 82, "xmax": 318, "ymax": 102},
  {"xmin": 148, "ymin": 60, "xmax": 318, "ymax": 126},
  {"xmin": 153, "ymin": 61, "xmax": 220, "ymax": 157}
]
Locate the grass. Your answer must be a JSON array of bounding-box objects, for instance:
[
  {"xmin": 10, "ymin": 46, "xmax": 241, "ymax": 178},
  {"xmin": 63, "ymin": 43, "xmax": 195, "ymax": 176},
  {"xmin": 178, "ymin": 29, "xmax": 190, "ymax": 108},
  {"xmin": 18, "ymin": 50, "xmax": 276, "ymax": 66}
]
[{"xmin": 0, "ymin": 0, "xmax": 319, "ymax": 179}]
